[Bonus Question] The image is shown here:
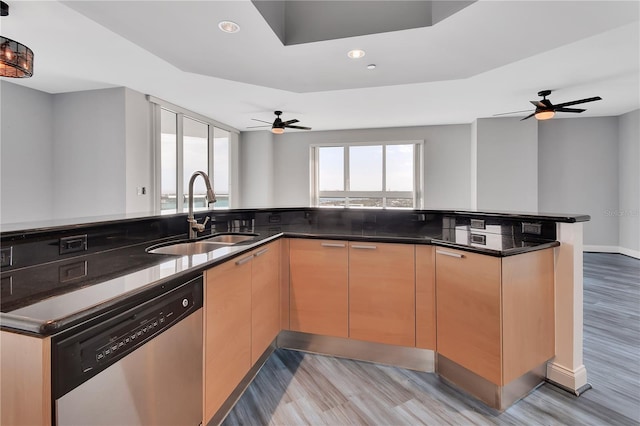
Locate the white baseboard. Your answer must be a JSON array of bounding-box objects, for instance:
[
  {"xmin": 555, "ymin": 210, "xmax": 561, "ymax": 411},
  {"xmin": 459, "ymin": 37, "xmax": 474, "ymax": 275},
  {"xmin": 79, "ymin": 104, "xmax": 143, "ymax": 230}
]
[
  {"xmin": 546, "ymin": 362, "xmax": 588, "ymax": 391},
  {"xmin": 583, "ymin": 245, "xmax": 640, "ymax": 260}
]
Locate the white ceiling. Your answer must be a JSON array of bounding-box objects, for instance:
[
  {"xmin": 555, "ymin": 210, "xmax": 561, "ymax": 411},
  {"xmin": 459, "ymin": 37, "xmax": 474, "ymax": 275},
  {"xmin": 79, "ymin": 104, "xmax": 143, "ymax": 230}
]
[{"xmin": 2, "ymin": 1, "xmax": 639, "ymax": 132}]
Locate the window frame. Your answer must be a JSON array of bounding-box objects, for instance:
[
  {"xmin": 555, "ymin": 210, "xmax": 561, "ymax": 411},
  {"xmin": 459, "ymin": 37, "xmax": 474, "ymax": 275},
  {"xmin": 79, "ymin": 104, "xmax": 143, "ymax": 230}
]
[
  {"xmin": 148, "ymin": 96, "xmax": 238, "ymax": 214},
  {"xmin": 310, "ymin": 140, "xmax": 424, "ymax": 209}
]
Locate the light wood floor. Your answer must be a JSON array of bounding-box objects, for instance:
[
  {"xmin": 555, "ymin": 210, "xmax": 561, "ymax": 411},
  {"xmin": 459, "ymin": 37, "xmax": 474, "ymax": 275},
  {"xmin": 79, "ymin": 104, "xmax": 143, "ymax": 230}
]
[{"xmin": 223, "ymin": 253, "xmax": 640, "ymax": 425}]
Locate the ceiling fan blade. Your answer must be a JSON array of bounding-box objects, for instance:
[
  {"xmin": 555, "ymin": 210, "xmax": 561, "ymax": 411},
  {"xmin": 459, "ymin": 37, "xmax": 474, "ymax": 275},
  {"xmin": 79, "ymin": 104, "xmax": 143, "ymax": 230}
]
[
  {"xmin": 493, "ymin": 109, "xmax": 534, "ymax": 117},
  {"xmin": 282, "ymin": 119, "xmax": 299, "ymax": 126},
  {"xmin": 553, "ymin": 96, "xmax": 602, "ymax": 108},
  {"xmin": 285, "ymin": 125, "xmax": 312, "ymax": 130},
  {"xmin": 246, "ymin": 124, "xmax": 272, "ymax": 128},
  {"xmin": 530, "ymin": 100, "xmax": 546, "ymax": 108},
  {"xmin": 555, "ymin": 107, "xmax": 586, "ymax": 113},
  {"xmin": 251, "ymin": 118, "xmax": 273, "ymax": 124},
  {"xmin": 520, "ymin": 112, "xmax": 536, "ymax": 121}
]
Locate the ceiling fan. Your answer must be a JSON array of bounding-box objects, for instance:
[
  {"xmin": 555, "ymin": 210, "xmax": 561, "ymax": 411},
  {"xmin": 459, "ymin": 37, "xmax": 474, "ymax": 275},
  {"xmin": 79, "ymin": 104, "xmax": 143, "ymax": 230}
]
[
  {"xmin": 248, "ymin": 110, "xmax": 312, "ymax": 134},
  {"xmin": 495, "ymin": 90, "xmax": 602, "ymax": 121}
]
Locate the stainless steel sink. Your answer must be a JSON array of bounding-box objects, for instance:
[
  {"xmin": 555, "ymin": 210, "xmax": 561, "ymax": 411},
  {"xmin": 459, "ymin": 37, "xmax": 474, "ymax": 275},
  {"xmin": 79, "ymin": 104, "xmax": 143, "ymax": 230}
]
[
  {"xmin": 146, "ymin": 233, "xmax": 258, "ymax": 256},
  {"xmin": 147, "ymin": 241, "xmax": 230, "ymax": 256}
]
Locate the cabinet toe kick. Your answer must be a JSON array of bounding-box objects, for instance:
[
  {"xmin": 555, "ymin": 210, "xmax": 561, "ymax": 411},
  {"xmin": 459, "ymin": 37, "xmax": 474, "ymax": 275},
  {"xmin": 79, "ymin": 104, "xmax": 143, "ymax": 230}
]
[{"xmin": 436, "ymin": 354, "xmax": 548, "ymax": 411}]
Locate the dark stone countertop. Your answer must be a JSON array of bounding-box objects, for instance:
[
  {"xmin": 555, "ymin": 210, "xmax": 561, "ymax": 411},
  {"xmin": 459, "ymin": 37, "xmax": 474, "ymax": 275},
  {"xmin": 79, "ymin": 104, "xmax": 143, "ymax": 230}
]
[{"xmin": 0, "ymin": 207, "xmax": 579, "ymax": 336}]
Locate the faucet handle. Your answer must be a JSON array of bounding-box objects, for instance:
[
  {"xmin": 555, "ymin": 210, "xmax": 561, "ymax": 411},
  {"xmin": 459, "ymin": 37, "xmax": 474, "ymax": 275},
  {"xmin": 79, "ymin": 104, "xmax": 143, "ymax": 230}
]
[{"xmin": 191, "ymin": 216, "xmax": 210, "ymax": 233}]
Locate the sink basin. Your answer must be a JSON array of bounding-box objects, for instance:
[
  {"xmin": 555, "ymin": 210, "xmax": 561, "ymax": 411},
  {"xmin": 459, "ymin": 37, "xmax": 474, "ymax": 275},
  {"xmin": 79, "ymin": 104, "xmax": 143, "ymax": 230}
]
[
  {"xmin": 146, "ymin": 233, "xmax": 258, "ymax": 256},
  {"xmin": 147, "ymin": 241, "xmax": 229, "ymax": 256},
  {"xmin": 204, "ymin": 233, "xmax": 257, "ymax": 244}
]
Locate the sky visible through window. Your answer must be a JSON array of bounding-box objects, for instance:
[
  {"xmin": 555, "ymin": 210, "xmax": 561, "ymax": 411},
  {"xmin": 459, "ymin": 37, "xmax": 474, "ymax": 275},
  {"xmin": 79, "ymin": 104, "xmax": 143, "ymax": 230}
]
[{"xmin": 316, "ymin": 143, "xmax": 416, "ymax": 208}]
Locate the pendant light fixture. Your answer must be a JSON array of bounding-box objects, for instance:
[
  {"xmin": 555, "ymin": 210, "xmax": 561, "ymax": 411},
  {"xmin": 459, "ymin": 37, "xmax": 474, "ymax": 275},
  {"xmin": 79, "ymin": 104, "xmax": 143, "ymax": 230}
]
[{"xmin": 0, "ymin": 1, "xmax": 34, "ymax": 78}]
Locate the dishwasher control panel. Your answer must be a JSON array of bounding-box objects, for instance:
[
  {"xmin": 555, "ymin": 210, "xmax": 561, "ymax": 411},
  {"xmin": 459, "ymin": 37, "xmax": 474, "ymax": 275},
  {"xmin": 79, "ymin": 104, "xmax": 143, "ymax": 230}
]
[
  {"xmin": 85, "ymin": 297, "xmax": 185, "ymax": 370},
  {"xmin": 52, "ymin": 275, "xmax": 203, "ymax": 399}
]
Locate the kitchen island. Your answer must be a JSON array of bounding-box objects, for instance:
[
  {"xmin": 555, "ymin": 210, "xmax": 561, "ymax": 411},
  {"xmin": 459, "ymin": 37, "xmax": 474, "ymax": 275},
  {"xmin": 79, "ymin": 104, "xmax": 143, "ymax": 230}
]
[{"xmin": 0, "ymin": 208, "xmax": 589, "ymax": 425}]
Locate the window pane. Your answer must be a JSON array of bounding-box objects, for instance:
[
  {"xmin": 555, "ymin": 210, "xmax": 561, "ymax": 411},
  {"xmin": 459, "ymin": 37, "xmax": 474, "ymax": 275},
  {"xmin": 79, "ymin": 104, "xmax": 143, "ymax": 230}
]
[
  {"xmin": 350, "ymin": 145, "xmax": 382, "ymax": 191},
  {"xmin": 319, "ymin": 197, "xmax": 346, "ymax": 207},
  {"xmin": 213, "ymin": 127, "xmax": 229, "ymax": 208},
  {"xmin": 348, "ymin": 197, "xmax": 383, "ymax": 208},
  {"xmin": 386, "ymin": 144, "xmax": 414, "ymax": 191},
  {"xmin": 183, "ymin": 117, "xmax": 209, "ymax": 210},
  {"xmin": 319, "ymin": 147, "xmax": 344, "ymax": 191},
  {"xmin": 160, "ymin": 109, "xmax": 177, "ymax": 212}
]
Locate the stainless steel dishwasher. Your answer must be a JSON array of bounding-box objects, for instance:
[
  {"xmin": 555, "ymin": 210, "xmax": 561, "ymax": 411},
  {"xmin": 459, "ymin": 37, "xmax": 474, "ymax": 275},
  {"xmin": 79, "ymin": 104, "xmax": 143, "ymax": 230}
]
[{"xmin": 53, "ymin": 275, "xmax": 203, "ymax": 426}]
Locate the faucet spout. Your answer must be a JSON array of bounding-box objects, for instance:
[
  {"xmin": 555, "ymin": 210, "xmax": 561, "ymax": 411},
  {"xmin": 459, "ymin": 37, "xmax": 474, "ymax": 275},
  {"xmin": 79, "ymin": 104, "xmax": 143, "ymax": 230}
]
[{"xmin": 187, "ymin": 171, "xmax": 216, "ymax": 239}]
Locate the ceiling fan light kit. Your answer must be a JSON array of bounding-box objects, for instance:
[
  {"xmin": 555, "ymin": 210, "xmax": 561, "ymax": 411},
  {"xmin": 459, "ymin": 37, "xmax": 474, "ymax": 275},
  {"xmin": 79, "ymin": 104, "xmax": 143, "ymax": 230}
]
[
  {"xmin": 249, "ymin": 110, "xmax": 312, "ymax": 134},
  {"xmin": 0, "ymin": 2, "xmax": 34, "ymax": 78},
  {"xmin": 534, "ymin": 110, "xmax": 555, "ymax": 120},
  {"xmin": 495, "ymin": 89, "xmax": 602, "ymax": 121}
]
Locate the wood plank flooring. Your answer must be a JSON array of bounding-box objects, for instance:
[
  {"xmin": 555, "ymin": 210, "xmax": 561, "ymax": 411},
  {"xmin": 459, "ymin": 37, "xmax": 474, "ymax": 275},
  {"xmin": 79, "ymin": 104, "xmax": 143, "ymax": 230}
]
[{"xmin": 223, "ymin": 253, "xmax": 640, "ymax": 426}]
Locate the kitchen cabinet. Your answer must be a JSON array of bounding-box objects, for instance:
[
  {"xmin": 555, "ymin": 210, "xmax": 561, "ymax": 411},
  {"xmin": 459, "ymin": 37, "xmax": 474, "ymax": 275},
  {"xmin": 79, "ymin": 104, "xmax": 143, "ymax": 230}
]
[
  {"xmin": 203, "ymin": 252, "xmax": 252, "ymax": 422},
  {"xmin": 280, "ymin": 238, "xmax": 291, "ymax": 330},
  {"xmin": 435, "ymin": 247, "xmax": 554, "ymax": 386},
  {"xmin": 415, "ymin": 245, "xmax": 436, "ymax": 350},
  {"xmin": 0, "ymin": 331, "xmax": 51, "ymax": 426},
  {"xmin": 289, "ymin": 239, "xmax": 349, "ymax": 338},
  {"xmin": 251, "ymin": 240, "xmax": 280, "ymax": 364},
  {"xmin": 349, "ymin": 242, "xmax": 415, "ymax": 347},
  {"xmin": 204, "ymin": 240, "xmax": 281, "ymax": 422}
]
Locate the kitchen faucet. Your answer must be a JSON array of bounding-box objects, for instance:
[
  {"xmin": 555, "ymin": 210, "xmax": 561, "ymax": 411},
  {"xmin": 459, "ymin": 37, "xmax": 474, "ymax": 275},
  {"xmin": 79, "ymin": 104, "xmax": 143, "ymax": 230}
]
[{"xmin": 187, "ymin": 171, "xmax": 216, "ymax": 239}]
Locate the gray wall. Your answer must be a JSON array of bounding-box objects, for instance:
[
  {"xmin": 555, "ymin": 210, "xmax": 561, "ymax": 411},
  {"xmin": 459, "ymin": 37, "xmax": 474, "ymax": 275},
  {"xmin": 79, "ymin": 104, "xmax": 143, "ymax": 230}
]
[
  {"xmin": 52, "ymin": 88, "xmax": 127, "ymax": 219},
  {"xmin": 239, "ymin": 130, "xmax": 274, "ymax": 208},
  {"xmin": 1, "ymin": 83, "xmax": 153, "ymax": 224},
  {"xmin": 264, "ymin": 124, "xmax": 473, "ymax": 208},
  {"xmin": 538, "ymin": 116, "xmax": 620, "ymax": 247},
  {"xmin": 618, "ymin": 110, "xmax": 640, "ymax": 253},
  {"xmin": 1, "ymin": 81, "xmax": 55, "ymax": 223},
  {"xmin": 3, "ymin": 80, "xmax": 637, "ymax": 253},
  {"xmin": 474, "ymin": 118, "xmax": 538, "ymax": 212},
  {"xmin": 124, "ymin": 88, "xmax": 154, "ymax": 214}
]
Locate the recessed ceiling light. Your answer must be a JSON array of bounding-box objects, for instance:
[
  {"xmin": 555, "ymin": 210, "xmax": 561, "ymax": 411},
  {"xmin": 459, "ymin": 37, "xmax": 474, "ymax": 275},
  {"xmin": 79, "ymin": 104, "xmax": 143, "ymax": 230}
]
[
  {"xmin": 367, "ymin": 64, "xmax": 376, "ymax": 70},
  {"xmin": 218, "ymin": 20, "xmax": 240, "ymax": 33},
  {"xmin": 347, "ymin": 49, "xmax": 365, "ymax": 59}
]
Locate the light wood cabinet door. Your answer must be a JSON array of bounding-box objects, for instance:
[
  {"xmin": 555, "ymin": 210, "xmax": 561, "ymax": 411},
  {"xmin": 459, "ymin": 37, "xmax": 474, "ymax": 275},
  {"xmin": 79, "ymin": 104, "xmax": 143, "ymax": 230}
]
[
  {"xmin": 280, "ymin": 238, "xmax": 291, "ymax": 330},
  {"xmin": 436, "ymin": 248, "xmax": 502, "ymax": 385},
  {"xmin": 1, "ymin": 332, "xmax": 51, "ymax": 426},
  {"xmin": 251, "ymin": 240, "xmax": 281, "ymax": 364},
  {"xmin": 203, "ymin": 253, "xmax": 253, "ymax": 422},
  {"xmin": 502, "ymin": 249, "xmax": 555, "ymax": 384},
  {"xmin": 349, "ymin": 242, "xmax": 416, "ymax": 347},
  {"xmin": 416, "ymin": 245, "xmax": 436, "ymax": 350},
  {"xmin": 436, "ymin": 247, "xmax": 555, "ymax": 386},
  {"xmin": 289, "ymin": 239, "xmax": 349, "ymax": 337}
]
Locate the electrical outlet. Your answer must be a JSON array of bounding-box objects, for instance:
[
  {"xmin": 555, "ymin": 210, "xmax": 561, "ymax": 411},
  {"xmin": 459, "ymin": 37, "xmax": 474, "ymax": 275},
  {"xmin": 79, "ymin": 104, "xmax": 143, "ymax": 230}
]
[
  {"xmin": 60, "ymin": 235, "xmax": 88, "ymax": 255},
  {"xmin": 0, "ymin": 246, "xmax": 13, "ymax": 267},
  {"xmin": 522, "ymin": 222, "xmax": 542, "ymax": 235},
  {"xmin": 268, "ymin": 215, "xmax": 281, "ymax": 223},
  {"xmin": 470, "ymin": 219, "xmax": 485, "ymax": 229}
]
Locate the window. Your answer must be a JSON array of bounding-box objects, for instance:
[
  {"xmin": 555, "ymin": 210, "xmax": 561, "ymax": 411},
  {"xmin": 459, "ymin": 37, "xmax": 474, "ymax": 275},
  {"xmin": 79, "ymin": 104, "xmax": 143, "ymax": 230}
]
[
  {"xmin": 312, "ymin": 141, "xmax": 422, "ymax": 208},
  {"xmin": 151, "ymin": 97, "xmax": 234, "ymax": 213}
]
